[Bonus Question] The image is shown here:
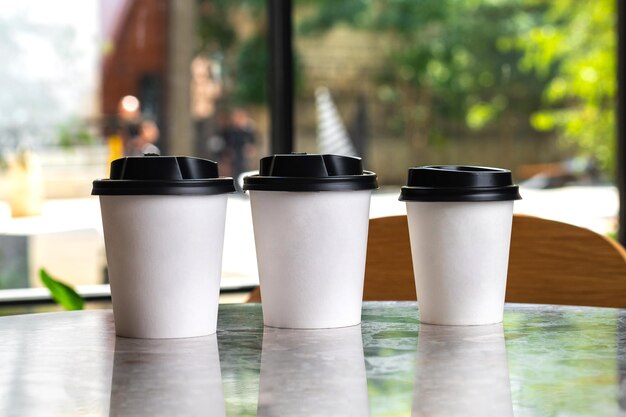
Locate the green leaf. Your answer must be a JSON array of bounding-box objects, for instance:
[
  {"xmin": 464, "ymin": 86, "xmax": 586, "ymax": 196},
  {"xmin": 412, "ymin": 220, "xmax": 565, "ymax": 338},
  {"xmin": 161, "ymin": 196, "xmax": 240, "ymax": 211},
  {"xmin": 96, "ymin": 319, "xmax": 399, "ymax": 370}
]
[
  {"xmin": 466, "ymin": 102, "xmax": 497, "ymax": 130},
  {"xmin": 39, "ymin": 268, "xmax": 84, "ymax": 311},
  {"xmin": 530, "ymin": 111, "xmax": 556, "ymax": 131}
]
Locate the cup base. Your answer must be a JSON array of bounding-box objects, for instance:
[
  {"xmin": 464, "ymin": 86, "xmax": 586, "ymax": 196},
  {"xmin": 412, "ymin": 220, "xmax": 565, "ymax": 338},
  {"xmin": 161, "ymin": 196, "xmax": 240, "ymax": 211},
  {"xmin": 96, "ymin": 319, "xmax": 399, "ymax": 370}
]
[
  {"xmin": 418, "ymin": 318, "xmax": 503, "ymax": 326},
  {"xmin": 114, "ymin": 328, "xmax": 217, "ymax": 340},
  {"xmin": 262, "ymin": 321, "xmax": 362, "ymax": 330}
]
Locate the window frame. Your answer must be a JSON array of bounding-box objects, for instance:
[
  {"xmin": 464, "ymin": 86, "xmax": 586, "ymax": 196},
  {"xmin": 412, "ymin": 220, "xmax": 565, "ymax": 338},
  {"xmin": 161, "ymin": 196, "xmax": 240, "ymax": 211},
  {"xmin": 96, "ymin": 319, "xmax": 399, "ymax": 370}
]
[{"xmin": 268, "ymin": 0, "xmax": 626, "ymax": 245}]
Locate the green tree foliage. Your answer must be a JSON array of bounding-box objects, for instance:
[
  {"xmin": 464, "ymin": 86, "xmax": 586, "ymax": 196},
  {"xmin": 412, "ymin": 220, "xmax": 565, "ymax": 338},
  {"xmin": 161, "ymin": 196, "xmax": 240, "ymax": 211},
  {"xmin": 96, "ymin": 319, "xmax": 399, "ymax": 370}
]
[
  {"xmin": 197, "ymin": 0, "xmax": 265, "ymax": 53},
  {"xmin": 512, "ymin": 0, "xmax": 616, "ymax": 173},
  {"xmin": 234, "ymin": 34, "xmax": 268, "ymax": 105},
  {"xmin": 298, "ymin": 0, "xmax": 549, "ymax": 152},
  {"xmin": 197, "ymin": 0, "xmax": 267, "ymax": 104}
]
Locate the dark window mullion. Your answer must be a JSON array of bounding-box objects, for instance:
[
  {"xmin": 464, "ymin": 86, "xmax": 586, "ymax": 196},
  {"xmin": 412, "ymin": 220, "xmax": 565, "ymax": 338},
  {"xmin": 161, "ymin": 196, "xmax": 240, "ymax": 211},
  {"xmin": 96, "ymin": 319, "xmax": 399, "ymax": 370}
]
[
  {"xmin": 268, "ymin": 0, "xmax": 294, "ymax": 155},
  {"xmin": 618, "ymin": 0, "xmax": 625, "ymax": 245}
]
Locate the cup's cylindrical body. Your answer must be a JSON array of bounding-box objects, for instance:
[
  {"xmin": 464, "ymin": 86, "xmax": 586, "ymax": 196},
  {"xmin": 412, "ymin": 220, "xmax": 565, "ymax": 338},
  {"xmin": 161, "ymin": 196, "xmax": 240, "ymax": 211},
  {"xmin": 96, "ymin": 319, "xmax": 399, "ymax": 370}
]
[
  {"xmin": 100, "ymin": 194, "xmax": 227, "ymax": 338},
  {"xmin": 250, "ymin": 190, "xmax": 371, "ymax": 329},
  {"xmin": 406, "ymin": 200, "xmax": 514, "ymax": 325}
]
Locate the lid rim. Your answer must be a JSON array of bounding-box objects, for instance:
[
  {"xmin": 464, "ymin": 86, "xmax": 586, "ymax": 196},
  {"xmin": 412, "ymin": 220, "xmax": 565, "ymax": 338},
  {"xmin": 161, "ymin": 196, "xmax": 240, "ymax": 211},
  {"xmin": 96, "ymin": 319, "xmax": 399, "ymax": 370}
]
[
  {"xmin": 399, "ymin": 193, "xmax": 522, "ymax": 202},
  {"xmin": 399, "ymin": 185, "xmax": 521, "ymax": 202},
  {"xmin": 92, "ymin": 178, "xmax": 236, "ymax": 196},
  {"xmin": 243, "ymin": 171, "xmax": 378, "ymax": 192},
  {"xmin": 414, "ymin": 165, "xmax": 511, "ymax": 173}
]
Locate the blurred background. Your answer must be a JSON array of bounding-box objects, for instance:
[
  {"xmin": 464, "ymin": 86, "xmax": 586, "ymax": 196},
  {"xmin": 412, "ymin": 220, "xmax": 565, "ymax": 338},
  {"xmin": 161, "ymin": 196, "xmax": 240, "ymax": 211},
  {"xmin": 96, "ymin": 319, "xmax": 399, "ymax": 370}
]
[{"xmin": 0, "ymin": 0, "xmax": 619, "ymax": 304}]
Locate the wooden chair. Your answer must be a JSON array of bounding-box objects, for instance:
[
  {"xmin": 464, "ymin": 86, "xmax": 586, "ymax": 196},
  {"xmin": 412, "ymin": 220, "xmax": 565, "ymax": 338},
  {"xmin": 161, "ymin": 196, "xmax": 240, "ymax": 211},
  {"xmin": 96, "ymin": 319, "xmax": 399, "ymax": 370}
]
[
  {"xmin": 248, "ymin": 214, "xmax": 626, "ymax": 307},
  {"xmin": 506, "ymin": 215, "xmax": 626, "ymax": 307}
]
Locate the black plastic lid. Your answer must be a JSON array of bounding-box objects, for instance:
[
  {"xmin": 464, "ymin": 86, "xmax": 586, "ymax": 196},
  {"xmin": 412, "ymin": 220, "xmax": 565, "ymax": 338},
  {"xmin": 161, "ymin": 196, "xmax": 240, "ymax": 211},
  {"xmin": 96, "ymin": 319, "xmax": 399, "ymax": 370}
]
[
  {"xmin": 399, "ymin": 165, "xmax": 522, "ymax": 202},
  {"xmin": 92, "ymin": 155, "xmax": 236, "ymax": 196},
  {"xmin": 243, "ymin": 153, "xmax": 378, "ymax": 192}
]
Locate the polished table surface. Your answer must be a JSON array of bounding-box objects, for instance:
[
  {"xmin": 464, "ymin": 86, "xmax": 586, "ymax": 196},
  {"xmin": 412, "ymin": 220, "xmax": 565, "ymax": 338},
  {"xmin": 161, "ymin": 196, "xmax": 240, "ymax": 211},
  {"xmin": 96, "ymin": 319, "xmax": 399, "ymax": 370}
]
[{"xmin": 0, "ymin": 302, "xmax": 625, "ymax": 417}]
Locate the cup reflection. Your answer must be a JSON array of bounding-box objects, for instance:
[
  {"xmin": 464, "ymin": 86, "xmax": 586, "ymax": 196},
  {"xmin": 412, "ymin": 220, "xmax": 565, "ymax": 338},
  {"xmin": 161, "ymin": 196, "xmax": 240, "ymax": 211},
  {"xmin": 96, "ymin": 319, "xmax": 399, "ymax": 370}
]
[
  {"xmin": 257, "ymin": 325, "xmax": 370, "ymax": 417},
  {"xmin": 413, "ymin": 323, "xmax": 513, "ymax": 417},
  {"xmin": 109, "ymin": 335, "xmax": 225, "ymax": 417}
]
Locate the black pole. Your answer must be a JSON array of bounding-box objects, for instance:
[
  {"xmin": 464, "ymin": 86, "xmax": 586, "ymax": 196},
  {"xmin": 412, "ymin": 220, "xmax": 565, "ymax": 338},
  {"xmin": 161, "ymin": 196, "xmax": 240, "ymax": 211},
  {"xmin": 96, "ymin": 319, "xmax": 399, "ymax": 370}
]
[
  {"xmin": 616, "ymin": 0, "xmax": 626, "ymax": 245},
  {"xmin": 268, "ymin": 0, "xmax": 294, "ymax": 154}
]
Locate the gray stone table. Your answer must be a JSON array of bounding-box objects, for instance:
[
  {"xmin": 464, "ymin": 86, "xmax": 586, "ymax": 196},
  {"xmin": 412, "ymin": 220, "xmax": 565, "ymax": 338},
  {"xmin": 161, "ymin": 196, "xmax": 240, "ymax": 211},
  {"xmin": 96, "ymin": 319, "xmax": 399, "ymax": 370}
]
[{"xmin": 0, "ymin": 302, "xmax": 625, "ymax": 416}]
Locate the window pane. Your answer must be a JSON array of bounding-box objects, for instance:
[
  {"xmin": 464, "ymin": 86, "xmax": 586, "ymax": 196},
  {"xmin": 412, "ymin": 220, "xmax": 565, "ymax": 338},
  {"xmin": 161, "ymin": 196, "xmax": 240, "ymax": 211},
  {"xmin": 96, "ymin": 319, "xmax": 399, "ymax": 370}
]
[
  {"xmin": 0, "ymin": 0, "xmax": 266, "ymax": 296},
  {"xmin": 293, "ymin": 0, "xmax": 618, "ymax": 233}
]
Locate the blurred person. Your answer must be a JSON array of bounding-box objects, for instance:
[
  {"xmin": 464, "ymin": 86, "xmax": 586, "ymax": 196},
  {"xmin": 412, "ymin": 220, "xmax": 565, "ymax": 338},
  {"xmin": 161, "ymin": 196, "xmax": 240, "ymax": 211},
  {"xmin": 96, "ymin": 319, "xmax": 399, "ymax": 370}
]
[
  {"xmin": 117, "ymin": 95, "xmax": 142, "ymax": 154},
  {"xmin": 126, "ymin": 119, "xmax": 161, "ymax": 156},
  {"xmin": 206, "ymin": 110, "xmax": 230, "ymax": 167},
  {"xmin": 191, "ymin": 56, "xmax": 223, "ymax": 159},
  {"xmin": 221, "ymin": 108, "xmax": 257, "ymax": 189},
  {"xmin": 102, "ymin": 95, "xmax": 141, "ymax": 165},
  {"xmin": 115, "ymin": 95, "xmax": 160, "ymax": 156}
]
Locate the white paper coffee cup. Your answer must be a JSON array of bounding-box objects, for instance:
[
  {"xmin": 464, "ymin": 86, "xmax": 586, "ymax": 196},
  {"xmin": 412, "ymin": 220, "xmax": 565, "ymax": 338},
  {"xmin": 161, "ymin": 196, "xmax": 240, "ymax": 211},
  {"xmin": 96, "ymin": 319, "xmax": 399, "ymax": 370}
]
[
  {"xmin": 257, "ymin": 325, "xmax": 369, "ymax": 416},
  {"xmin": 413, "ymin": 323, "xmax": 513, "ymax": 416},
  {"xmin": 250, "ymin": 190, "xmax": 371, "ymax": 328},
  {"xmin": 400, "ymin": 165, "xmax": 521, "ymax": 326},
  {"xmin": 93, "ymin": 156, "xmax": 235, "ymax": 338},
  {"xmin": 244, "ymin": 154, "xmax": 378, "ymax": 329}
]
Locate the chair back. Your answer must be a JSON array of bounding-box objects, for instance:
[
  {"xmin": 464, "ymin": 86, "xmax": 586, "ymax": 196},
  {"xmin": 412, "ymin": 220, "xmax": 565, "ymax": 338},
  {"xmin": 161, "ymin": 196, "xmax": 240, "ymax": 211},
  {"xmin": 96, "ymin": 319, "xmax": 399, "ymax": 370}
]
[
  {"xmin": 507, "ymin": 214, "xmax": 626, "ymax": 307},
  {"xmin": 363, "ymin": 214, "xmax": 626, "ymax": 307},
  {"xmin": 362, "ymin": 215, "xmax": 415, "ymax": 300},
  {"xmin": 250, "ymin": 214, "xmax": 626, "ymax": 307}
]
